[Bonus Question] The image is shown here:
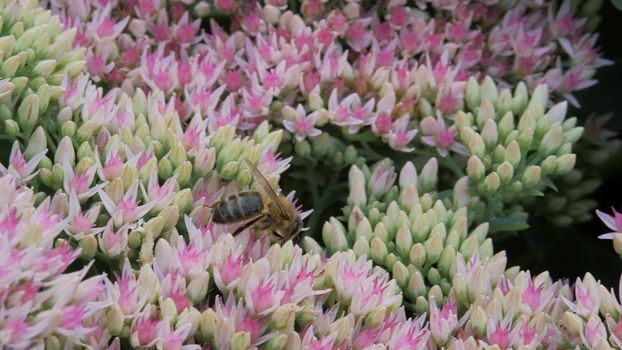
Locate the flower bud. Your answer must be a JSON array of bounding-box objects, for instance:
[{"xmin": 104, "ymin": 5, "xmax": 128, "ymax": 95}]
[
  {"xmin": 353, "ymin": 236, "xmax": 369, "ymax": 257},
  {"xmin": 302, "ymin": 236, "xmax": 323, "ymax": 254},
  {"xmin": 522, "ymin": 166, "xmax": 541, "ymax": 188},
  {"xmin": 555, "ymin": 154, "xmax": 576, "ymax": 175},
  {"xmin": 496, "ymin": 161, "xmax": 514, "ymax": 184},
  {"xmin": 466, "ymin": 156, "xmax": 485, "ymax": 181},
  {"xmin": 364, "ymin": 307, "xmax": 387, "ymax": 329},
  {"xmin": 198, "ymin": 309, "xmax": 219, "ymax": 342},
  {"xmin": 483, "ymin": 172, "xmax": 501, "ymax": 193},
  {"xmin": 562, "ymin": 311, "xmax": 584, "ymax": 336},
  {"xmin": 264, "ymin": 334, "xmax": 288, "ymax": 350},
  {"xmin": 564, "ymin": 127, "xmax": 583, "ymax": 144},
  {"xmin": 459, "ymin": 235, "xmax": 479, "ymax": 259},
  {"xmin": 481, "ymin": 119, "xmax": 498, "ymax": 150},
  {"xmin": 160, "ymin": 298, "xmax": 178, "ymax": 324},
  {"xmin": 188, "ymin": 272, "xmax": 210, "ymax": 305},
  {"xmin": 17, "ymin": 94, "xmax": 39, "ymax": 132},
  {"xmin": 465, "ymin": 77, "xmax": 481, "ymax": 111},
  {"xmin": 467, "ymin": 133, "xmax": 486, "ymax": 159},
  {"xmin": 505, "ymin": 141, "xmax": 521, "ymax": 167},
  {"xmin": 271, "ymin": 303, "xmax": 297, "ymax": 330},
  {"xmin": 323, "ymin": 218, "xmax": 348, "ymax": 253},
  {"xmin": 309, "ymin": 88, "xmax": 324, "ymax": 111},
  {"xmin": 480, "ymin": 76, "xmax": 498, "ymax": 104},
  {"xmin": 175, "ymin": 161, "xmax": 192, "ymax": 187},
  {"xmin": 419, "ymin": 158, "xmax": 438, "ymax": 193},
  {"xmin": 24, "ymin": 127, "xmax": 47, "ymax": 159},
  {"xmin": 231, "ymin": 331, "xmax": 251, "ymax": 350},
  {"xmin": 160, "ymin": 205, "xmax": 180, "ymax": 229},
  {"xmin": 476, "ymin": 100, "xmax": 495, "ymax": 127},
  {"xmin": 393, "ymin": 261, "xmax": 410, "ymax": 289},
  {"xmin": 78, "ymin": 234, "xmax": 98, "ymax": 260},
  {"xmin": 531, "ymin": 84, "xmax": 549, "ymax": 111},
  {"xmin": 469, "ymin": 306, "xmax": 487, "ymax": 336},
  {"xmin": 370, "ymin": 237, "xmax": 388, "ymax": 265},
  {"xmin": 330, "ymin": 316, "xmax": 353, "ymax": 344},
  {"xmin": 424, "ymin": 231, "xmax": 444, "ymax": 264},
  {"xmin": 177, "ymin": 308, "xmax": 201, "ymax": 339},
  {"xmin": 294, "ymin": 140, "xmax": 312, "ymax": 157},
  {"xmin": 105, "ymin": 305, "xmax": 124, "ymax": 335},
  {"xmin": 395, "ymin": 224, "xmax": 413, "ymax": 259},
  {"xmin": 538, "ymin": 123, "xmax": 563, "ymax": 156}
]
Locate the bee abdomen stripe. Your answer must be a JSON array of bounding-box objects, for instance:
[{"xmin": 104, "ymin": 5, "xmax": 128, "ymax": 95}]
[
  {"xmin": 228, "ymin": 194, "xmax": 244, "ymax": 219},
  {"xmin": 214, "ymin": 201, "xmax": 235, "ymax": 223},
  {"xmin": 239, "ymin": 192, "xmax": 262, "ymax": 216}
]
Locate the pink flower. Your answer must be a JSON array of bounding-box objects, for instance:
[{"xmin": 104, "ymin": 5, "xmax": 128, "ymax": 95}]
[
  {"xmin": 98, "ymin": 220, "xmax": 129, "ymax": 257},
  {"xmin": 0, "ymin": 142, "xmax": 45, "ymax": 183},
  {"xmin": 597, "ymin": 207, "xmax": 622, "ymax": 240},
  {"xmin": 98, "ymin": 180, "xmax": 155, "ymax": 226},
  {"xmin": 282, "ymin": 105, "xmax": 321, "ymax": 142},
  {"xmin": 420, "ymin": 114, "xmax": 468, "ymax": 157},
  {"xmin": 386, "ymin": 115, "xmax": 418, "ymax": 152},
  {"xmin": 368, "ymin": 161, "xmax": 397, "ymax": 197}
]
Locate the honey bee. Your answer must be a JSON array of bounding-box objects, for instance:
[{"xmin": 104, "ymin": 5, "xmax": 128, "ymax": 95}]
[{"xmin": 211, "ymin": 158, "xmax": 303, "ymax": 243}]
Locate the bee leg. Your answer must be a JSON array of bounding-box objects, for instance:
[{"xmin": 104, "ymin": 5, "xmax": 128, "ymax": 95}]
[{"xmin": 232, "ymin": 215, "xmax": 263, "ymax": 237}]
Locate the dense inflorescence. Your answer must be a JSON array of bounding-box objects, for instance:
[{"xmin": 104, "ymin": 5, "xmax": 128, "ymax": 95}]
[{"xmin": 1, "ymin": 0, "xmax": 622, "ymax": 349}]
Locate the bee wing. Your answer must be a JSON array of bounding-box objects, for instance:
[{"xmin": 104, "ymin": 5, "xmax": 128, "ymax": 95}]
[{"xmin": 243, "ymin": 158, "xmax": 289, "ymax": 219}]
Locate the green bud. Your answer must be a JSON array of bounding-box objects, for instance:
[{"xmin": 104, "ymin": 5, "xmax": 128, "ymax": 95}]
[
  {"xmin": 311, "ymin": 132, "xmax": 332, "ymax": 157},
  {"xmin": 465, "ymin": 77, "xmax": 481, "ymax": 110},
  {"xmin": 562, "ymin": 312, "xmax": 584, "ymax": 337},
  {"xmin": 483, "ymin": 172, "xmax": 501, "ymax": 193},
  {"xmin": 373, "ymin": 221, "xmax": 389, "ymax": 242},
  {"xmin": 24, "ymin": 126, "xmax": 47, "ymax": 159},
  {"xmin": 395, "ymin": 224, "xmax": 413, "ymax": 259},
  {"xmin": 424, "ymin": 230, "xmax": 444, "ymax": 264},
  {"xmin": 497, "ymin": 161, "xmax": 514, "ymax": 184},
  {"xmin": 175, "ymin": 161, "xmax": 192, "ymax": 187},
  {"xmin": 438, "ymin": 245, "xmax": 456, "ymax": 276},
  {"xmin": 470, "ymin": 307, "xmax": 488, "ymax": 337},
  {"xmin": 466, "ymin": 156, "xmax": 485, "ymax": 181},
  {"xmin": 539, "ymin": 123, "xmax": 563, "ymax": 156},
  {"xmin": 418, "ymin": 158, "xmax": 438, "ymax": 192},
  {"xmin": 505, "ymin": 141, "xmax": 521, "ymax": 168},
  {"xmin": 459, "ymin": 235, "xmax": 479, "ymax": 259},
  {"xmin": 407, "ymin": 270, "xmax": 427, "ymax": 299},
  {"xmin": 344, "ymin": 145, "xmax": 357, "ymax": 164},
  {"xmin": 393, "ymin": 261, "xmax": 410, "ymax": 289},
  {"xmin": 497, "ymin": 89, "xmax": 513, "ymax": 116},
  {"xmin": 541, "ymin": 155, "xmax": 558, "ymax": 176},
  {"xmin": 160, "ymin": 205, "xmax": 180, "ymax": 229},
  {"xmin": 264, "ymin": 334, "xmax": 288, "ymax": 350},
  {"xmin": 352, "ymin": 237, "xmax": 370, "ymax": 257},
  {"xmin": 518, "ymin": 127, "xmax": 534, "ymax": 150},
  {"xmin": 78, "ymin": 234, "xmax": 98, "ymax": 260},
  {"xmin": 4, "ymin": 119, "xmax": 20, "ymax": 137},
  {"xmin": 364, "ymin": 307, "xmax": 387, "ymax": 329},
  {"xmin": 555, "ymin": 154, "xmax": 576, "ymax": 175},
  {"xmin": 294, "ymin": 140, "xmax": 312, "ymax": 157},
  {"xmin": 531, "ymin": 84, "xmax": 549, "ymax": 111},
  {"xmin": 480, "ymin": 76, "xmax": 498, "ymax": 104},
  {"xmin": 76, "ymin": 121, "xmax": 98, "ymax": 143},
  {"xmin": 479, "ymin": 238, "xmax": 493, "ymax": 258},
  {"xmin": 323, "ymin": 218, "xmax": 348, "ymax": 253},
  {"xmin": 44, "ymin": 336, "xmax": 61, "ymax": 350},
  {"xmin": 370, "ymin": 237, "xmax": 388, "ymax": 266},
  {"xmin": 476, "ymin": 100, "xmax": 495, "ymax": 127},
  {"xmin": 17, "ymin": 94, "xmax": 39, "ymax": 132},
  {"xmin": 564, "ymin": 127, "xmax": 584, "ymax": 144},
  {"xmin": 220, "ymin": 161, "xmax": 239, "ymax": 181},
  {"xmin": 230, "ymin": 331, "xmax": 251, "ymax": 350},
  {"xmin": 198, "ymin": 309, "xmax": 218, "ymax": 342},
  {"xmin": 410, "ymin": 243, "xmax": 426, "ymax": 267},
  {"xmin": 271, "ymin": 303, "xmax": 297, "ymax": 330},
  {"xmin": 414, "ymin": 296, "xmax": 429, "ymax": 314},
  {"xmin": 522, "ymin": 165, "xmax": 541, "ymax": 188},
  {"xmin": 173, "ymin": 189, "xmax": 193, "ymax": 215},
  {"xmin": 481, "ymin": 119, "xmax": 498, "ymax": 150}
]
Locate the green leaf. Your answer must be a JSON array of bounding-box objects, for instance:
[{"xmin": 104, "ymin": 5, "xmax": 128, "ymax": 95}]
[
  {"xmin": 524, "ymin": 188, "xmax": 545, "ymax": 197},
  {"xmin": 613, "ymin": 0, "xmax": 622, "ymax": 11},
  {"xmin": 490, "ymin": 217, "xmax": 530, "ymax": 232}
]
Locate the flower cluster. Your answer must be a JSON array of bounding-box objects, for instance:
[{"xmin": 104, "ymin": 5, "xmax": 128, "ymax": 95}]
[
  {"xmin": 0, "ymin": 173, "xmax": 108, "ymax": 349},
  {"xmin": 0, "ymin": 0, "xmax": 85, "ymax": 141}
]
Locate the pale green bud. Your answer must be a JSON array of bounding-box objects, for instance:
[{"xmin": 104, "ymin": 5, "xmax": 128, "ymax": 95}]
[
  {"xmin": 564, "ymin": 127, "xmax": 584, "ymax": 144},
  {"xmin": 374, "ymin": 221, "xmax": 389, "ymax": 242},
  {"xmin": 51, "ymin": 163, "xmax": 64, "ymax": 189},
  {"xmin": 120, "ymin": 166, "xmax": 138, "ymax": 192},
  {"xmin": 479, "ymin": 238, "xmax": 493, "ymax": 258},
  {"xmin": 323, "ymin": 218, "xmax": 348, "ymax": 253},
  {"xmin": 44, "ymin": 336, "xmax": 60, "ymax": 350},
  {"xmin": 518, "ymin": 127, "xmax": 534, "ymax": 150},
  {"xmin": 497, "ymin": 89, "xmax": 513, "ymax": 116},
  {"xmin": 1, "ymin": 55, "xmax": 21, "ymax": 77},
  {"xmin": 410, "ymin": 243, "xmax": 426, "ymax": 267},
  {"xmin": 476, "ymin": 100, "xmax": 495, "ymax": 128},
  {"xmin": 505, "ymin": 141, "xmax": 521, "ymax": 167},
  {"xmin": 33, "ymin": 59, "xmax": 56, "ymax": 77},
  {"xmin": 160, "ymin": 205, "xmax": 180, "ymax": 229},
  {"xmin": 407, "ymin": 270, "xmax": 426, "ymax": 299},
  {"xmin": 392, "ymin": 261, "xmax": 410, "ymax": 289},
  {"xmin": 231, "ymin": 331, "xmax": 251, "ymax": 350},
  {"xmin": 0, "ymin": 35, "xmax": 16, "ymax": 58},
  {"xmin": 271, "ymin": 303, "xmax": 297, "ymax": 330},
  {"xmin": 472, "ymin": 223, "xmax": 489, "ymax": 242},
  {"xmin": 469, "ymin": 307, "xmax": 488, "ymax": 336},
  {"xmin": 173, "ymin": 189, "xmax": 193, "ymax": 215},
  {"xmin": 344, "ymin": 145, "xmax": 358, "ymax": 165},
  {"xmin": 188, "ymin": 272, "xmax": 210, "ymax": 305},
  {"xmin": 169, "ymin": 143, "xmax": 187, "ymax": 168},
  {"xmin": 395, "ymin": 224, "xmax": 413, "ymax": 259},
  {"xmin": 531, "ymin": 84, "xmax": 549, "ymax": 111},
  {"xmin": 198, "ymin": 309, "xmax": 218, "ymax": 342},
  {"xmin": 498, "ymin": 111, "xmax": 514, "ymax": 140},
  {"xmin": 480, "ymin": 76, "xmax": 498, "ymax": 104},
  {"xmin": 539, "ymin": 123, "xmax": 563, "ymax": 156},
  {"xmin": 466, "ymin": 156, "xmax": 485, "ymax": 181},
  {"xmin": 555, "ymin": 154, "xmax": 576, "ymax": 175},
  {"xmin": 262, "ymin": 129, "xmax": 283, "ymax": 153},
  {"xmin": 54, "ymin": 136, "xmax": 75, "ymax": 166},
  {"xmin": 105, "ymin": 305, "xmax": 124, "ymax": 335},
  {"xmin": 483, "ymin": 172, "xmax": 501, "ymax": 193},
  {"xmin": 414, "ymin": 296, "xmax": 429, "ymax": 314},
  {"xmin": 364, "ymin": 307, "xmax": 387, "ymax": 329},
  {"xmin": 353, "ymin": 237, "xmax": 370, "ymax": 257},
  {"xmin": 424, "ymin": 230, "xmax": 444, "ymax": 264},
  {"xmin": 330, "ymin": 316, "xmax": 353, "ymax": 344},
  {"xmin": 370, "ymin": 237, "xmax": 388, "ymax": 266},
  {"xmin": 17, "ymin": 94, "xmax": 39, "ymax": 132},
  {"xmin": 355, "ymin": 216, "xmax": 373, "ymax": 241},
  {"xmin": 418, "ymin": 158, "xmax": 438, "ymax": 192},
  {"xmin": 174, "ymin": 161, "xmax": 192, "ymax": 187},
  {"xmin": 264, "ymin": 334, "xmax": 288, "ymax": 350},
  {"xmin": 177, "ymin": 308, "xmax": 201, "ymax": 339},
  {"xmin": 496, "ymin": 161, "xmax": 514, "ymax": 184},
  {"xmin": 481, "ymin": 119, "xmax": 498, "ymax": 150},
  {"xmin": 76, "ymin": 121, "xmax": 98, "ymax": 143},
  {"xmin": 438, "ymin": 245, "xmax": 456, "ymax": 276},
  {"xmin": 522, "ymin": 166, "xmax": 541, "ymax": 188},
  {"xmin": 562, "ymin": 312, "xmax": 584, "ymax": 336},
  {"xmin": 220, "ymin": 161, "xmax": 239, "ymax": 181},
  {"xmin": 428, "ymin": 285, "xmax": 444, "ymax": 304},
  {"xmin": 465, "ymin": 77, "xmax": 481, "ymax": 110},
  {"xmin": 454, "ymin": 111, "xmax": 473, "ymax": 129},
  {"xmin": 399, "ymin": 161, "xmax": 418, "ymax": 187},
  {"xmin": 453, "ymin": 177, "xmax": 470, "ymax": 208},
  {"xmin": 294, "ymin": 140, "xmax": 312, "ymax": 157},
  {"xmin": 24, "ymin": 126, "xmax": 47, "ymax": 159},
  {"xmin": 311, "ymin": 132, "xmax": 332, "ymax": 157},
  {"xmin": 302, "ymin": 236, "xmax": 322, "ymax": 254},
  {"xmin": 541, "ymin": 155, "xmax": 558, "ymax": 176},
  {"xmin": 467, "ymin": 133, "xmax": 486, "ymax": 159},
  {"xmin": 160, "ymin": 298, "xmax": 178, "ymax": 324},
  {"xmin": 78, "ymin": 234, "xmax": 98, "ymax": 260},
  {"xmin": 459, "ymin": 235, "xmax": 479, "ymax": 259}
]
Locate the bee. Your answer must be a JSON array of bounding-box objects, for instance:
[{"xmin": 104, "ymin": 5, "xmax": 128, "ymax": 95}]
[{"xmin": 211, "ymin": 158, "xmax": 303, "ymax": 243}]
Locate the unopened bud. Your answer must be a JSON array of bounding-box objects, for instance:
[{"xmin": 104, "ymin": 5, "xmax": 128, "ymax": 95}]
[
  {"xmin": 231, "ymin": 331, "xmax": 251, "ymax": 350},
  {"xmin": 370, "ymin": 237, "xmax": 388, "ymax": 265},
  {"xmin": 522, "ymin": 166, "xmax": 541, "ymax": 188}
]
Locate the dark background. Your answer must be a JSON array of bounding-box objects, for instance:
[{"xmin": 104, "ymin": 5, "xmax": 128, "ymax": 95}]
[{"xmin": 496, "ymin": 1, "xmax": 622, "ymax": 288}]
